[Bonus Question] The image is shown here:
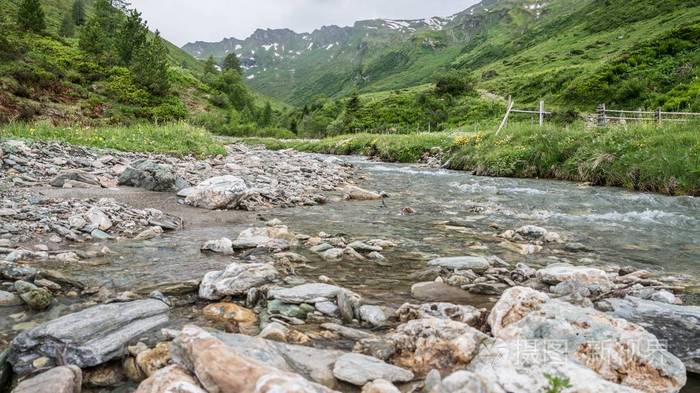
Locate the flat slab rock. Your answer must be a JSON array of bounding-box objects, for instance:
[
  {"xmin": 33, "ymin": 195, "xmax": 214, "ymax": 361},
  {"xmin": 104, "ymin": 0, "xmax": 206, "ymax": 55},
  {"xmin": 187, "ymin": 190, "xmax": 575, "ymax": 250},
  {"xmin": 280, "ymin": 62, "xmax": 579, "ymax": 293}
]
[
  {"xmin": 9, "ymin": 299, "xmax": 169, "ymax": 374},
  {"xmin": 599, "ymin": 296, "xmax": 700, "ymax": 374},
  {"xmin": 268, "ymin": 283, "xmax": 357, "ymax": 304},
  {"xmin": 171, "ymin": 325, "xmax": 341, "ymax": 390},
  {"xmin": 427, "ymin": 256, "xmax": 490, "ymax": 272},
  {"xmin": 332, "ymin": 353, "xmax": 414, "ymax": 386}
]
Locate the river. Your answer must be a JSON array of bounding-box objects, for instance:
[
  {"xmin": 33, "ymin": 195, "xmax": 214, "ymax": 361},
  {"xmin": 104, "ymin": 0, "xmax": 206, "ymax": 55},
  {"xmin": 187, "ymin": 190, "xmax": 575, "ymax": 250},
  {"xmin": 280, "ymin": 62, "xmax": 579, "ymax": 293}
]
[{"xmin": 2, "ymin": 155, "xmax": 698, "ymax": 391}]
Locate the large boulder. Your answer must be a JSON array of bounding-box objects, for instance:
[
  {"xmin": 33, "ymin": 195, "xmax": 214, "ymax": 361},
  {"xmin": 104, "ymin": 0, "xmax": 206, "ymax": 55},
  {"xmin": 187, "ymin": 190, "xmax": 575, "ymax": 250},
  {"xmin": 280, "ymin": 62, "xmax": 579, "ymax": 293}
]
[
  {"xmin": 171, "ymin": 325, "xmax": 338, "ymax": 392},
  {"xmin": 11, "ymin": 366, "xmax": 82, "ymax": 393},
  {"xmin": 461, "ymin": 340, "xmax": 644, "ymax": 393},
  {"xmin": 488, "ymin": 287, "xmax": 686, "ymax": 393},
  {"xmin": 118, "ymin": 160, "xmax": 178, "ymax": 192},
  {"xmin": 183, "ymin": 175, "xmax": 250, "ymax": 210},
  {"xmin": 199, "ymin": 262, "xmax": 279, "ymax": 300},
  {"xmin": 383, "ymin": 318, "xmax": 490, "ymax": 376},
  {"xmin": 599, "ymin": 296, "xmax": 700, "ymax": 374},
  {"xmin": 536, "ymin": 263, "xmax": 612, "ymax": 290},
  {"xmin": 9, "ymin": 299, "xmax": 169, "ymax": 374},
  {"xmin": 135, "ymin": 365, "xmax": 206, "ymax": 393}
]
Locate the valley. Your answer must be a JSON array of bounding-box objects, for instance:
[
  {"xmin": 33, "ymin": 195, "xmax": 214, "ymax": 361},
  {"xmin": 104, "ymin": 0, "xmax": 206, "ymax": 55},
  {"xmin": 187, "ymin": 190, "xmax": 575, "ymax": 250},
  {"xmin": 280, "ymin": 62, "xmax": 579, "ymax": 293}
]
[{"xmin": 0, "ymin": 0, "xmax": 699, "ymax": 393}]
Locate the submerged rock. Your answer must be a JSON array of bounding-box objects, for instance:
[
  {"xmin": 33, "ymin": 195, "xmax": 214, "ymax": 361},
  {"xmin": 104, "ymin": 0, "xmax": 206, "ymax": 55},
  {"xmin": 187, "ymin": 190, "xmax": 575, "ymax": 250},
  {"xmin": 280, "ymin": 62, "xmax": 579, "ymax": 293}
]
[
  {"xmin": 11, "ymin": 365, "xmax": 82, "ymax": 393},
  {"xmin": 489, "ymin": 287, "xmax": 686, "ymax": 393},
  {"xmin": 184, "ymin": 175, "xmax": 250, "ymax": 210},
  {"xmin": 9, "ymin": 299, "xmax": 169, "ymax": 374},
  {"xmin": 199, "ymin": 262, "xmax": 278, "ymax": 300},
  {"xmin": 344, "ymin": 185, "xmax": 383, "ymax": 201},
  {"xmin": 599, "ymin": 296, "xmax": 700, "ymax": 374}
]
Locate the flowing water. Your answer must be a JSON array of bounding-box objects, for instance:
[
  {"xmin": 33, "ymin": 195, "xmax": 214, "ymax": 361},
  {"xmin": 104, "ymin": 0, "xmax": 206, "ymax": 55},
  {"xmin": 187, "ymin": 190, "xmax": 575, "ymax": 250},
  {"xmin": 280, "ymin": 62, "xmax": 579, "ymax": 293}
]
[{"xmin": 2, "ymin": 156, "xmax": 699, "ymax": 390}]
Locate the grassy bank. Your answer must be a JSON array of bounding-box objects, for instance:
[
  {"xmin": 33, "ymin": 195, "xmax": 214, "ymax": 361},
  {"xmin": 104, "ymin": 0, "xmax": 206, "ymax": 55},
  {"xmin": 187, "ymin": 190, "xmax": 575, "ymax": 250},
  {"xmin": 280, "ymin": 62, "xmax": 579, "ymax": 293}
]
[
  {"xmin": 243, "ymin": 122, "xmax": 700, "ymax": 196},
  {"xmin": 0, "ymin": 122, "xmax": 226, "ymax": 157}
]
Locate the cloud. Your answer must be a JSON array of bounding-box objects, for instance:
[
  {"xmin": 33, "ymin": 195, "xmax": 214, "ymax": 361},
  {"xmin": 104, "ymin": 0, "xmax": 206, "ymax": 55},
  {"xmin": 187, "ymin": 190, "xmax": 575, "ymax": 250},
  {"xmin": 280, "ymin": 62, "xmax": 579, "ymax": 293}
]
[{"xmin": 129, "ymin": 0, "xmax": 476, "ymax": 46}]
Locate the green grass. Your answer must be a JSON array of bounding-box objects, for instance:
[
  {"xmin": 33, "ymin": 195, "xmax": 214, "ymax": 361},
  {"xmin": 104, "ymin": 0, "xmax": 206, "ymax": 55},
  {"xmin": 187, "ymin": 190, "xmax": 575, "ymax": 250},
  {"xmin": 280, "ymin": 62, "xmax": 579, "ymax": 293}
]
[
  {"xmin": 240, "ymin": 121, "xmax": 700, "ymax": 196},
  {"xmin": 0, "ymin": 121, "xmax": 226, "ymax": 157}
]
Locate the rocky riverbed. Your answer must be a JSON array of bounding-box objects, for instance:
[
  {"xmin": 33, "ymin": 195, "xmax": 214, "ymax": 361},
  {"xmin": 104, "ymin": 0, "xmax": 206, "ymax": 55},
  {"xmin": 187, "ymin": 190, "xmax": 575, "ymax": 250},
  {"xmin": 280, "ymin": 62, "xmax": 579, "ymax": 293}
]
[{"xmin": 0, "ymin": 139, "xmax": 698, "ymax": 393}]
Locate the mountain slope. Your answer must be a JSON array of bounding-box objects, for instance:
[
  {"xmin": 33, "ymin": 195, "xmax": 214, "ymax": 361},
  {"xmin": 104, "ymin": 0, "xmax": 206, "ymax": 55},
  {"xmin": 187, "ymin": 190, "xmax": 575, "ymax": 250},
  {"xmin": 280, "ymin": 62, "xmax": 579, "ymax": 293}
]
[
  {"xmin": 0, "ymin": 0, "xmax": 208, "ymax": 122},
  {"xmin": 183, "ymin": 0, "xmax": 700, "ymax": 111}
]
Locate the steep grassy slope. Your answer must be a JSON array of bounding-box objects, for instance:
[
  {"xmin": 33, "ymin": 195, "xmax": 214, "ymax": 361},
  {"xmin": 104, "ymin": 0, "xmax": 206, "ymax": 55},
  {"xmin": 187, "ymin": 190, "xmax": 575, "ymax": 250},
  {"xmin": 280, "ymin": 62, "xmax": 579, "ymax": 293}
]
[
  {"xmin": 184, "ymin": 0, "xmax": 700, "ymax": 111},
  {"xmin": 0, "ymin": 0, "xmax": 222, "ymax": 125}
]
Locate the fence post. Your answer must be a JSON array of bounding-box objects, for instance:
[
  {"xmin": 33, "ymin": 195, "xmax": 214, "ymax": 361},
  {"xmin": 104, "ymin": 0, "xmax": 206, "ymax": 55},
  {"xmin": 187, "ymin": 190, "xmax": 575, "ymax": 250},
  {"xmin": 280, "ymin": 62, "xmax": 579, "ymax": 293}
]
[
  {"xmin": 596, "ymin": 104, "xmax": 606, "ymax": 127},
  {"xmin": 539, "ymin": 100, "xmax": 545, "ymax": 127},
  {"xmin": 496, "ymin": 95, "xmax": 514, "ymax": 135},
  {"xmin": 655, "ymin": 108, "xmax": 661, "ymax": 125}
]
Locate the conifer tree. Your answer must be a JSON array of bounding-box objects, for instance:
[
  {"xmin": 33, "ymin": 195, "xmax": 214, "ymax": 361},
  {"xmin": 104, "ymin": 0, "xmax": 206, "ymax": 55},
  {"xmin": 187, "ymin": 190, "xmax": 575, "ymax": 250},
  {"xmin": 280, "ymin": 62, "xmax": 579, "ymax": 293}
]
[
  {"xmin": 78, "ymin": 0, "xmax": 121, "ymax": 60},
  {"xmin": 260, "ymin": 102, "xmax": 272, "ymax": 126},
  {"xmin": 221, "ymin": 52, "xmax": 242, "ymax": 74},
  {"xmin": 60, "ymin": 12, "xmax": 75, "ymax": 37},
  {"xmin": 131, "ymin": 31, "xmax": 170, "ymax": 95},
  {"xmin": 117, "ymin": 10, "xmax": 148, "ymax": 65},
  {"xmin": 204, "ymin": 55, "xmax": 218, "ymax": 74},
  {"xmin": 72, "ymin": 0, "xmax": 86, "ymax": 26},
  {"xmin": 17, "ymin": 0, "xmax": 46, "ymax": 33}
]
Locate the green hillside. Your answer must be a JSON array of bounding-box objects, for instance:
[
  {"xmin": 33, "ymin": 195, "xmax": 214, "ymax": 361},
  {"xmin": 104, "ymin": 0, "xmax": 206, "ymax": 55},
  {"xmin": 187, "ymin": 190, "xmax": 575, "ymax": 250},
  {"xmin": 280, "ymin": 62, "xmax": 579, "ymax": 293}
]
[
  {"xmin": 185, "ymin": 0, "xmax": 700, "ymax": 113},
  {"xmin": 0, "ymin": 0, "xmax": 289, "ymax": 136}
]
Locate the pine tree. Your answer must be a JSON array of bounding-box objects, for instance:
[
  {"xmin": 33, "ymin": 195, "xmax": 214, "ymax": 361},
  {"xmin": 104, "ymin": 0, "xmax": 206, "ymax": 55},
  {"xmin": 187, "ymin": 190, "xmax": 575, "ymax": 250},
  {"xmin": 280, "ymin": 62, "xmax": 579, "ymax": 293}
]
[
  {"xmin": 72, "ymin": 0, "xmax": 86, "ymax": 26},
  {"xmin": 131, "ymin": 31, "xmax": 170, "ymax": 95},
  {"xmin": 204, "ymin": 55, "xmax": 218, "ymax": 74},
  {"xmin": 78, "ymin": 0, "xmax": 121, "ymax": 60},
  {"xmin": 260, "ymin": 102, "xmax": 273, "ymax": 126},
  {"xmin": 117, "ymin": 10, "xmax": 148, "ymax": 65},
  {"xmin": 17, "ymin": 0, "xmax": 46, "ymax": 33},
  {"xmin": 59, "ymin": 12, "xmax": 75, "ymax": 37},
  {"xmin": 221, "ymin": 52, "xmax": 242, "ymax": 74}
]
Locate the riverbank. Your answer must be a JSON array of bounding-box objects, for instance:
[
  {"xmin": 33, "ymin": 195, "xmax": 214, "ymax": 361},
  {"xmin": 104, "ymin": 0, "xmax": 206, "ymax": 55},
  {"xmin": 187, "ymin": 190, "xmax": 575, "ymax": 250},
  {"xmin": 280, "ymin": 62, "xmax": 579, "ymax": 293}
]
[
  {"xmin": 1, "ymin": 122, "xmax": 225, "ymax": 158},
  {"xmin": 241, "ymin": 121, "xmax": 700, "ymax": 196},
  {"xmin": 1, "ymin": 138, "xmax": 699, "ymax": 393}
]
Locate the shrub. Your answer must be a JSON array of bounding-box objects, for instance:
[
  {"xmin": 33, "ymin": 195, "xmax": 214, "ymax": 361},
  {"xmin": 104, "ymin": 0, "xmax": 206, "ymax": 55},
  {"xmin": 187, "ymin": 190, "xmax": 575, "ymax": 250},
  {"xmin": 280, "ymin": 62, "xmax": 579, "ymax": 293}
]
[{"xmin": 434, "ymin": 70, "xmax": 477, "ymax": 96}]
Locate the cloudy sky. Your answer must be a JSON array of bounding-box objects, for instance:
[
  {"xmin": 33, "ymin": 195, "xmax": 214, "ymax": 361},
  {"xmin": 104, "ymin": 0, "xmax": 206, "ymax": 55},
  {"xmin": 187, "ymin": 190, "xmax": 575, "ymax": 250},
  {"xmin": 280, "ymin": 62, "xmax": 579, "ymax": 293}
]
[{"xmin": 129, "ymin": 0, "xmax": 477, "ymax": 46}]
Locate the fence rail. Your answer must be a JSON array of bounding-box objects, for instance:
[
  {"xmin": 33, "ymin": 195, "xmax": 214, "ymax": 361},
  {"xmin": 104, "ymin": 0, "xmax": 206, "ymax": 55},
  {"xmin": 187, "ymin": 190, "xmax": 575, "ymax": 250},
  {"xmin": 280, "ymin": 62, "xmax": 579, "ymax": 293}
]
[
  {"xmin": 596, "ymin": 104, "xmax": 700, "ymax": 126},
  {"xmin": 496, "ymin": 96, "xmax": 551, "ymax": 134}
]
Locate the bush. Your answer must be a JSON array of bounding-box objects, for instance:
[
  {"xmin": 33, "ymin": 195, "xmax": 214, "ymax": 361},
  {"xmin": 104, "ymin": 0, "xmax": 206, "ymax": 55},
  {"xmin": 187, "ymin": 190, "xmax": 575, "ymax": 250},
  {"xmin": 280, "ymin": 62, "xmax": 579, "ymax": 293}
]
[
  {"xmin": 434, "ymin": 70, "xmax": 477, "ymax": 96},
  {"xmin": 150, "ymin": 96, "xmax": 188, "ymax": 122}
]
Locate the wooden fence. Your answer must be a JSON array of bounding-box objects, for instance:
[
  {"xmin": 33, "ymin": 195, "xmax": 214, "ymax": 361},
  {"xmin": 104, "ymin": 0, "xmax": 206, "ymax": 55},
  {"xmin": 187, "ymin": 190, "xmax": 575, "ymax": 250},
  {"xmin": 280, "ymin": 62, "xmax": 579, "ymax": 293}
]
[
  {"xmin": 496, "ymin": 96, "xmax": 551, "ymax": 134},
  {"xmin": 596, "ymin": 104, "xmax": 700, "ymax": 126}
]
